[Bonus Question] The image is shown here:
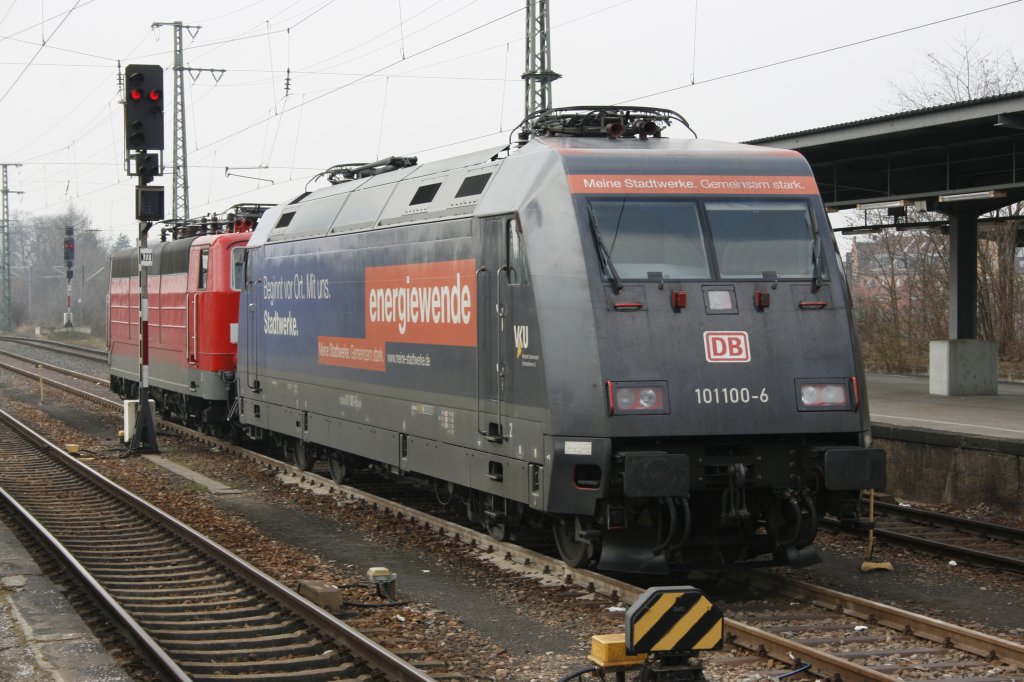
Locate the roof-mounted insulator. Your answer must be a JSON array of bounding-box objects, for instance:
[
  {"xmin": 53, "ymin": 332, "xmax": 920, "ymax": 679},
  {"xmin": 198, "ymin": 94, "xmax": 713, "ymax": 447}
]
[{"xmin": 319, "ymin": 156, "xmax": 419, "ymax": 185}]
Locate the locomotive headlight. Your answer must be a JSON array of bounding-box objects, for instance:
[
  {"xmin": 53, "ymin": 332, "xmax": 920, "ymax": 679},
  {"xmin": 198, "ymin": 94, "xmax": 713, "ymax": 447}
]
[
  {"xmin": 616, "ymin": 389, "xmax": 637, "ymax": 412},
  {"xmin": 608, "ymin": 381, "xmax": 669, "ymax": 415},
  {"xmin": 797, "ymin": 380, "xmax": 852, "ymax": 411}
]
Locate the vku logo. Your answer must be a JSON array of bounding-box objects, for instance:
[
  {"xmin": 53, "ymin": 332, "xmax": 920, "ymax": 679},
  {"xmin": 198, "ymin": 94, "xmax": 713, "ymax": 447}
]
[{"xmin": 513, "ymin": 324, "xmax": 529, "ymax": 359}]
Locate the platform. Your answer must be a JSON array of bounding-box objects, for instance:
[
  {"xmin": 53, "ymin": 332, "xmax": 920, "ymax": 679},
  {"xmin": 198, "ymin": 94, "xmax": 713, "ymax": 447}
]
[
  {"xmin": 0, "ymin": 519, "xmax": 131, "ymax": 682},
  {"xmin": 866, "ymin": 373, "xmax": 1024, "ymax": 511},
  {"xmin": 866, "ymin": 373, "xmax": 1024, "ymax": 442}
]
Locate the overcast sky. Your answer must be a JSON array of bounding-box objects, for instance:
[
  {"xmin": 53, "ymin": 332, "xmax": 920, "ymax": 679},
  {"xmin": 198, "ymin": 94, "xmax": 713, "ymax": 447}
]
[{"xmin": 1, "ymin": 0, "xmax": 1021, "ymax": 239}]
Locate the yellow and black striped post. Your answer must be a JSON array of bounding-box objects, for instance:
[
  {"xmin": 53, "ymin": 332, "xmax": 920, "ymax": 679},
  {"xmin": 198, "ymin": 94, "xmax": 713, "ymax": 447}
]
[{"xmin": 625, "ymin": 586, "xmax": 723, "ymax": 655}]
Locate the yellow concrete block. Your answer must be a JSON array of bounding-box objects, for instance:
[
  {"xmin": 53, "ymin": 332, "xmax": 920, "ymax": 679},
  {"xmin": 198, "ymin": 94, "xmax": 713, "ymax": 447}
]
[{"xmin": 588, "ymin": 633, "xmax": 647, "ymax": 667}]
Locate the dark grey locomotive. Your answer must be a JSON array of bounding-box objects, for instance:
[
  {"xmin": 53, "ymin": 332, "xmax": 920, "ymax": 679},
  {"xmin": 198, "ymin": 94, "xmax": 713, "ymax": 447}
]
[{"xmin": 236, "ymin": 107, "xmax": 884, "ymax": 572}]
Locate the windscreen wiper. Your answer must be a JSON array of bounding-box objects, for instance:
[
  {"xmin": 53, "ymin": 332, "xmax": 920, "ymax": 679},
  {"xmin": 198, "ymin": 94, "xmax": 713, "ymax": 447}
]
[
  {"xmin": 587, "ymin": 204, "xmax": 623, "ymax": 293},
  {"xmin": 809, "ymin": 214, "xmax": 822, "ymax": 292}
]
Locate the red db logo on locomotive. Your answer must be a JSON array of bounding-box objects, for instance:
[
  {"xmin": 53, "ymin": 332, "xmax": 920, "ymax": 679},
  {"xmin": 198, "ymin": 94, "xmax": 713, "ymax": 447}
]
[{"xmin": 704, "ymin": 331, "xmax": 750, "ymax": 363}]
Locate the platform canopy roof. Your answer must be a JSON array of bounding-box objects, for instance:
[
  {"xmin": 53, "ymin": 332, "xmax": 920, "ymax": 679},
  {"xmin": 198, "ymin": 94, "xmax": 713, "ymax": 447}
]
[{"xmin": 746, "ymin": 91, "xmax": 1024, "ymax": 214}]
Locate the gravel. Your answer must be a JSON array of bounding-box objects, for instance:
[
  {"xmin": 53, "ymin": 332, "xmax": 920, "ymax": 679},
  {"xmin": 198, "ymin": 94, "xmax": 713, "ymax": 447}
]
[{"xmin": 1, "ymin": 362, "xmax": 1022, "ymax": 681}]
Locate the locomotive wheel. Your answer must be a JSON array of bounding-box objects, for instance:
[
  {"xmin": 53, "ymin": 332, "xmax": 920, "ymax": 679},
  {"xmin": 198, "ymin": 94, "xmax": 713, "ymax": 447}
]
[
  {"xmin": 291, "ymin": 440, "xmax": 314, "ymax": 471},
  {"xmin": 468, "ymin": 492, "xmax": 511, "ymax": 541},
  {"xmin": 485, "ymin": 517, "xmax": 510, "ymax": 542},
  {"xmin": 327, "ymin": 453, "xmax": 347, "ymax": 483},
  {"xmin": 553, "ymin": 517, "xmax": 597, "ymax": 568},
  {"xmin": 228, "ymin": 423, "xmax": 244, "ymax": 445}
]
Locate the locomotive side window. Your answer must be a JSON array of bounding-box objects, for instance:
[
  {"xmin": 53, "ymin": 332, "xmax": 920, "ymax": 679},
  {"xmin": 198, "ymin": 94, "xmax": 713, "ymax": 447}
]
[
  {"xmin": 590, "ymin": 200, "xmax": 710, "ymax": 280},
  {"xmin": 705, "ymin": 201, "xmax": 815, "ymax": 279},
  {"xmin": 455, "ymin": 173, "xmax": 491, "ymax": 198},
  {"xmin": 230, "ymin": 246, "xmax": 245, "ymax": 291},
  {"xmin": 410, "ymin": 183, "xmax": 441, "ymax": 205},
  {"xmin": 506, "ymin": 219, "xmax": 526, "ymax": 285},
  {"xmin": 197, "ymin": 248, "xmax": 209, "ymax": 290},
  {"xmin": 275, "ymin": 211, "xmax": 295, "ymax": 229}
]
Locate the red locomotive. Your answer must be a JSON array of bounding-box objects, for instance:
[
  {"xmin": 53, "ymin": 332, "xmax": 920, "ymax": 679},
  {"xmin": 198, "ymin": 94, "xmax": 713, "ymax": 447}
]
[{"xmin": 108, "ymin": 205, "xmax": 270, "ymax": 433}]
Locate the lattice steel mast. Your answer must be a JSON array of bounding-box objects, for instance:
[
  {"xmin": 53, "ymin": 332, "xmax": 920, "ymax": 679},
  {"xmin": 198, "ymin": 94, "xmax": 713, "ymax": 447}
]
[
  {"xmin": 151, "ymin": 22, "xmax": 194, "ymax": 221},
  {"xmin": 151, "ymin": 22, "xmax": 224, "ymax": 222},
  {"xmin": 522, "ymin": 0, "xmax": 560, "ymax": 118},
  {"xmin": 1, "ymin": 163, "xmax": 23, "ymax": 332}
]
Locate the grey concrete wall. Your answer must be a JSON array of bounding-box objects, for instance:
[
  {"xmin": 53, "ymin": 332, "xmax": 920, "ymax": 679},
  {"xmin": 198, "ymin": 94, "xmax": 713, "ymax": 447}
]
[{"xmin": 872, "ymin": 424, "xmax": 1024, "ymax": 514}]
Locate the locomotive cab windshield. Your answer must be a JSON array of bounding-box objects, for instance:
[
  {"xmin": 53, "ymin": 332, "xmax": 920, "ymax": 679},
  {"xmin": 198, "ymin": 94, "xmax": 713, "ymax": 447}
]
[{"xmin": 587, "ymin": 197, "xmax": 821, "ymax": 284}]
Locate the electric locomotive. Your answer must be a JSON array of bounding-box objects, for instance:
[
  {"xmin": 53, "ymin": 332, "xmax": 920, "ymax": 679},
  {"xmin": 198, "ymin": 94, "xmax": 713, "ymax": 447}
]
[
  {"xmin": 108, "ymin": 205, "xmax": 271, "ymax": 431},
  {"xmin": 231, "ymin": 107, "xmax": 884, "ymax": 573}
]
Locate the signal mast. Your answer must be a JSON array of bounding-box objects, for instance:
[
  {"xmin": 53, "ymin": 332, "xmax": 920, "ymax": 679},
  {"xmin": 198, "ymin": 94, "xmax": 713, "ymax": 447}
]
[{"xmin": 123, "ymin": 64, "xmax": 165, "ymax": 454}]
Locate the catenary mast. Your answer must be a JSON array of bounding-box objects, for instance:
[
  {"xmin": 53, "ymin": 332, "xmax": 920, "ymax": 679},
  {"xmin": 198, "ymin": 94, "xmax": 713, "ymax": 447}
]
[{"xmin": 522, "ymin": 0, "xmax": 560, "ymax": 118}]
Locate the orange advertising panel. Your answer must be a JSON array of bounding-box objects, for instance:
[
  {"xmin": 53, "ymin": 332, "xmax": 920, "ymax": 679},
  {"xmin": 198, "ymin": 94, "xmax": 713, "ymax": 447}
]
[
  {"xmin": 318, "ymin": 259, "xmax": 477, "ymax": 372},
  {"xmin": 567, "ymin": 174, "xmax": 818, "ymax": 195}
]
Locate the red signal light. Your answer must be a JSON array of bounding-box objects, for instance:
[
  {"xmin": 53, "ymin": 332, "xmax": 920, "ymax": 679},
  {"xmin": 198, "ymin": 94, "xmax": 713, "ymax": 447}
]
[
  {"xmin": 148, "ymin": 89, "xmax": 161, "ymax": 102},
  {"xmin": 130, "ymin": 89, "xmax": 143, "ymax": 101}
]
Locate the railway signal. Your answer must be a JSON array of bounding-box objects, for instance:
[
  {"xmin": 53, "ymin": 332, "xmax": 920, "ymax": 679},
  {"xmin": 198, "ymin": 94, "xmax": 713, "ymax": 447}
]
[
  {"xmin": 63, "ymin": 225, "xmax": 74, "ymax": 268},
  {"xmin": 124, "ymin": 64, "xmax": 164, "ymax": 152},
  {"xmin": 63, "ymin": 225, "xmax": 74, "ymax": 326},
  {"xmin": 123, "ymin": 64, "xmax": 164, "ymax": 454},
  {"xmin": 134, "ymin": 152, "xmax": 161, "ymax": 184}
]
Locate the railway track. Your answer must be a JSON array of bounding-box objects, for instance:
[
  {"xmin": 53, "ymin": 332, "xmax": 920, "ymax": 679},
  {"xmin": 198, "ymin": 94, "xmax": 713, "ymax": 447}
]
[
  {"xmin": 868, "ymin": 499, "xmax": 1024, "ymax": 573},
  {"xmin": 11, "ymin": 342, "xmax": 1024, "ymax": 579},
  {"xmin": 816, "ymin": 499, "xmax": 1024, "ymax": 575},
  {"xmin": 2, "ymin": 352, "xmax": 1024, "ymax": 679},
  {"xmin": 714, "ymin": 570, "xmax": 1023, "ymax": 680},
  {"xmin": 0, "ymin": 334, "xmax": 107, "ymax": 362},
  {"xmin": 0, "ymin": 408, "xmax": 435, "ymax": 681}
]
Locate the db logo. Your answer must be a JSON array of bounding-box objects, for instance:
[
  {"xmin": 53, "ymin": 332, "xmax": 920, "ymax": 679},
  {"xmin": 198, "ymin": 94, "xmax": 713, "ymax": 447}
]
[{"xmin": 704, "ymin": 331, "xmax": 750, "ymax": 363}]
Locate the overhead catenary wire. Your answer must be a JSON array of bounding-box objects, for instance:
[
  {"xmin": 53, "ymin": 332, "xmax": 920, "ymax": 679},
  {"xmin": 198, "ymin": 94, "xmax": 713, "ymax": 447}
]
[
  {"xmin": 17, "ymin": 0, "xmax": 508, "ymax": 201},
  {"xmin": 617, "ymin": 0, "xmax": 1024, "ymax": 104},
  {"xmin": 265, "ymin": 20, "xmax": 278, "ymax": 114},
  {"xmin": 0, "ymin": 0, "xmax": 97, "ymax": 45},
  {"xmin": 397, "ymin": 0, "xmax": 1024, "ymax": 159},
  {"xmin": 4, "ymin": 0, "xmax": 612, "ymax": 184},
  {"xmin": 0, "ymin": 0, "xmax": 84, "ymax": 106},
  {"xmin": 6, "ymin": 0, "xmax": 1022, "ymax": 227},
  {"xmin": 198, "ymin": 3, "xmax": 524, "ymax": 151}
]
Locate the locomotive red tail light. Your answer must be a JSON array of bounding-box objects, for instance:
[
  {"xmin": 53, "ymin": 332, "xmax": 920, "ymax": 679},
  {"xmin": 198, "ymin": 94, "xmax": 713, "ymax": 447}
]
[{"xmin": 607, "ymin": 381, "xmax": 669, "ymax": 415}]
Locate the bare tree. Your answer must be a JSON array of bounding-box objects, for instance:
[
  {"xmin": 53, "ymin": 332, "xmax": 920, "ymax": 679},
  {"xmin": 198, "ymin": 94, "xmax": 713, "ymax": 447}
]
[
  {"xmin": 850, "ymin": 35, "xmax": 1024, "ymax": 375},
  {"xmin": 8, "ymin": 206, "xmax": 120, "ymax": 334},
  {"xmin": 850, "ymin": 230, "xmax": 949, "ymax": 373},
  {"xmin": 977, "ymin": 218, "xmax": 1024, "ymax": 362},
  {"xmin": 889, "ymin": 33, "xmax": 1024, "ymax": 109}
]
